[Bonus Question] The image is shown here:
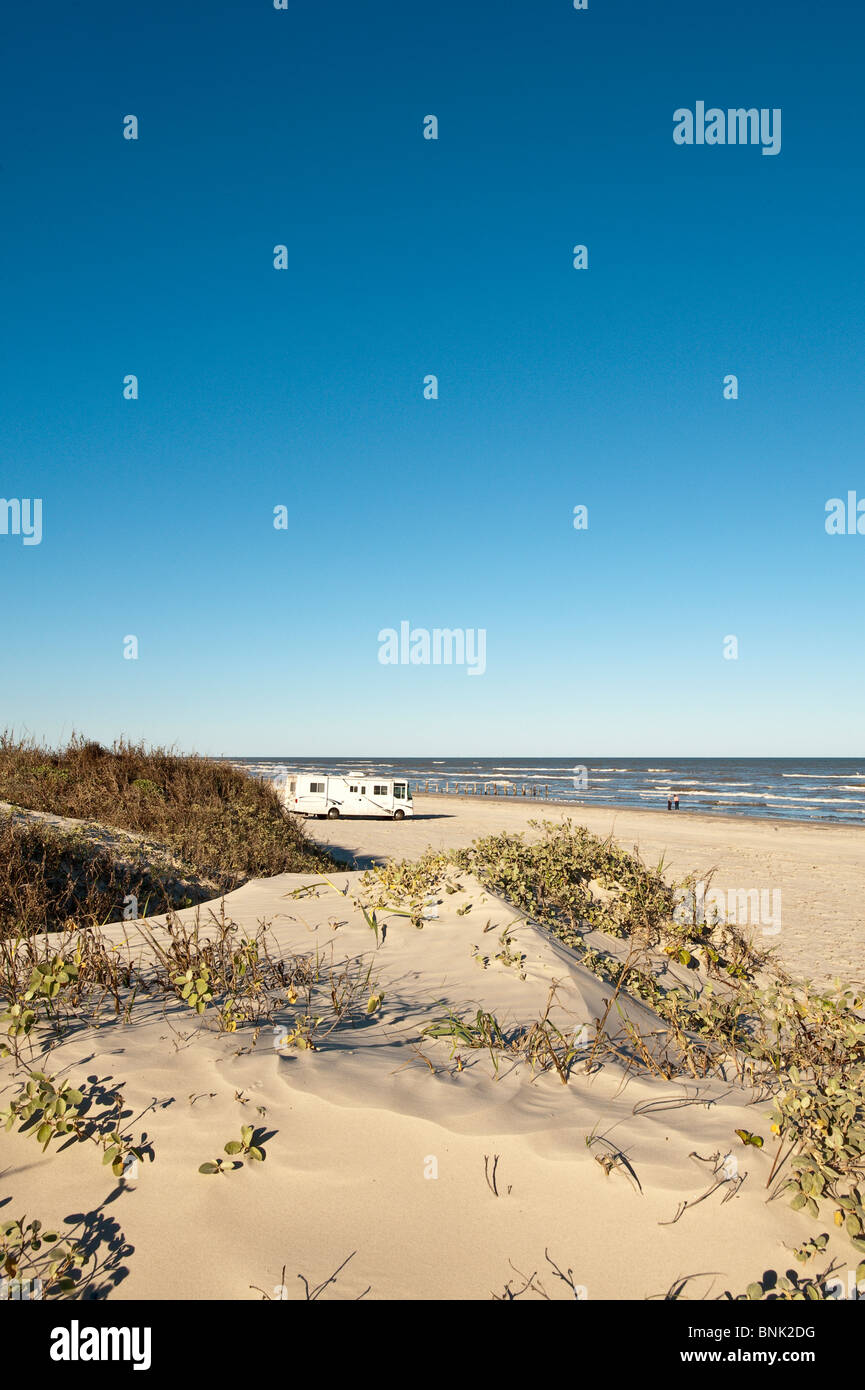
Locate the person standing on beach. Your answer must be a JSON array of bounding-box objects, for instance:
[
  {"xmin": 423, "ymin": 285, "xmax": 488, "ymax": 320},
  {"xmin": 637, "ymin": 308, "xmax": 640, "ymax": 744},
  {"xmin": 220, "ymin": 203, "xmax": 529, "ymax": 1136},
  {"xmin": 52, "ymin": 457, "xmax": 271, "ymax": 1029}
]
[
  {"xmin": 673, "ymin": 794, "xmax": 680, "ymax": 811},
  {"xmin": 667, "ymin": 795, "xmax": 672, "ymax": 811}
]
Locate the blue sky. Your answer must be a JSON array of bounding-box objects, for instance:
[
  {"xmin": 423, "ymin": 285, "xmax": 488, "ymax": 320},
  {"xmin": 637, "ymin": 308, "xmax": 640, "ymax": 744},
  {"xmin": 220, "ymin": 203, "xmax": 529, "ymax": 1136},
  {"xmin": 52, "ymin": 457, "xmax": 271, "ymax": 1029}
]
[{"xmin": 1, "ymin": 0, "xmax": 862, "ymax": 755}]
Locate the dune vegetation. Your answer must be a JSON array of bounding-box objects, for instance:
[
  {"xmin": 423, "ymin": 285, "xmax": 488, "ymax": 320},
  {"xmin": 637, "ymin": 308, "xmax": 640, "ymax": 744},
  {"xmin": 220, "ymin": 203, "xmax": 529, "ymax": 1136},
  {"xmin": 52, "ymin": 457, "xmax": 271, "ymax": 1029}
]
[
  {"xmin": 0, "ymin": 734, "xmax": 335, "ymax": 934},
  {"xmin": 361, "ymin": 822, "xmax": 865, "ymax": 1298}
]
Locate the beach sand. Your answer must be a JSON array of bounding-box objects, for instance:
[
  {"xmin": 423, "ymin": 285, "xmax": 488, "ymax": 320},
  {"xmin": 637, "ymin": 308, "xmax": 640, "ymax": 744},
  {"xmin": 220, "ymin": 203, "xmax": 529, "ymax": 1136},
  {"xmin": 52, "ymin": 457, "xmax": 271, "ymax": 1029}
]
[{"xmin": 1, "ymin": 798, "xmax": 861, "ymax": 1302}]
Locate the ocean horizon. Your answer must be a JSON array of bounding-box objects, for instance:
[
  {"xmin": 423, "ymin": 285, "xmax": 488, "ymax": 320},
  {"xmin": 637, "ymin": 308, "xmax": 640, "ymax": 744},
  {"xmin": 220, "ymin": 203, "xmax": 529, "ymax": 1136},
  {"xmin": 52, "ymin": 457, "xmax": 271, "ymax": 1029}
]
[{"xmin": 227, "ymin": 757, "xmax": 865, "ymax": 826}]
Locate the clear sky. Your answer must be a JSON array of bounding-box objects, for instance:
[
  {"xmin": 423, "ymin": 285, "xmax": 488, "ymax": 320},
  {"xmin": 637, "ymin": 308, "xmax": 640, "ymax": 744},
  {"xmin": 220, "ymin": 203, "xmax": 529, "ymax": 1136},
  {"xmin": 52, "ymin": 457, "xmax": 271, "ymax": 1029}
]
[{"xmin": 1, "ymin": 0, "xmax": 862, "ymax": 756}]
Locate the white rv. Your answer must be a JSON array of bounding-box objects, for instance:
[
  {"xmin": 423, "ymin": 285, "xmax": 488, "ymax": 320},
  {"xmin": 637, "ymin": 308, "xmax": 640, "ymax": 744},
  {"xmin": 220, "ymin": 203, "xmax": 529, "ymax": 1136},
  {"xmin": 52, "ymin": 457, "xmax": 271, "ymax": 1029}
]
[{"xmin": 281, "ymin": 773, "xmax": 414, "ymax": 819}]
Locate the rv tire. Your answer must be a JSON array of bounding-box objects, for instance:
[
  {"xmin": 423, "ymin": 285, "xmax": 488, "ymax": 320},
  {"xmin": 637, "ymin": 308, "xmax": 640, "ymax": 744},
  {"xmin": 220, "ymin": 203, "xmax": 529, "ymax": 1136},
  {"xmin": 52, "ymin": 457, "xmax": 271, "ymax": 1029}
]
[
  {"xmin": 393, "ymin": 809, "xmax": 405, "ymax": 820},
  {"xmin": 327, "ymin": 807, "xmax": 340, "ymax": 819}
]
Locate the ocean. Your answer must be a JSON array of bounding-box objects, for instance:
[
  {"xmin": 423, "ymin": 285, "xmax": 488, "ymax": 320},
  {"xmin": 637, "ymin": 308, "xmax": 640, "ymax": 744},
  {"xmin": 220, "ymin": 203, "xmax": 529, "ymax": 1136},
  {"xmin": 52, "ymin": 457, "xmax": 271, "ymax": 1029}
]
[{"xmin": 227, "ymin": 757, "xmax": 865, "ymax": 825}]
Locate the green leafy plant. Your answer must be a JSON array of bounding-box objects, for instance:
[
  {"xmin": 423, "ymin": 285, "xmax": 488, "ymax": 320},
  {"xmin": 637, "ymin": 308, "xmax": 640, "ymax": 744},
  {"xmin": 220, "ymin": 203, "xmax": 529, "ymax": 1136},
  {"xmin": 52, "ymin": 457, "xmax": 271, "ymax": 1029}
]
[
  {"xmin": 98, "ymin": 1129, "xmax": 145, "ymax": 1179},
  {"xmin": 735, "ymin": 1262, "xmax": 861, "ymax": 1301},
  {"xmin": 172, "ymin": 965, "xmax": 214, "ymax": 1014},
  {"xmin": 0, "ymin": 1000, "xmax": 36, "ymax": 1059},
  {"xmin": 1, "ymin": 1216, "xmax": 82, "ymax": 1296},
  {"xmin": 787, "ymin": 1233, "xmax": 829, "ymax": 1263},
  {"xmin": 734, "ymin": 1129, "xmax": 764, "ymax": 1149},
  {"xmin": 0, "ymin": 1070, "xmax": 149, "ymax": 1177},
  {"xmin": 24, "ymin": 953, "xmax": 79, "ymax": 1004},
  {"xmin": 494, "ymin": 927, "xmax": 525, "ymax": 975},
  {"xmin": 0, "ymin": 1072, "xmax": 85, "ymax": 1152},
  {"xmin": 199, "ymin": 1125, "xmax": 266, "ymax": 1173},
  {"xmin": 359, "ymin": 851, "xmax": 456, "ymax": 927}
]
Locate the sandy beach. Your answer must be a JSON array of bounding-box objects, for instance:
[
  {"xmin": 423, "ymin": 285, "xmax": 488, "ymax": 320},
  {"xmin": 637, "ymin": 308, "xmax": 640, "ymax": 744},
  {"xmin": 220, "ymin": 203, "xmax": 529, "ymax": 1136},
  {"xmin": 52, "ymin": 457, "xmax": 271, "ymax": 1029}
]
[
  {"xmin": 2, "ymin": 793, "xmax": 862, "ymax": 1303},
  {"xmin": 305, "ymin": 794, "xmax": 865, "ymax": 989}
]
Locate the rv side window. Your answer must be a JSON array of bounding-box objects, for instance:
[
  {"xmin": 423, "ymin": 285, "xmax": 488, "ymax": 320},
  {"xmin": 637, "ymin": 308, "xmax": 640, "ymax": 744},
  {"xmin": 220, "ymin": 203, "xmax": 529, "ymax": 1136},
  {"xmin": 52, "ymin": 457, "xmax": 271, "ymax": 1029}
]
[
  {"xmin": 361, "ymin": 786, "xmax": 366, "ymax": 794},
  {"xmin": 310, "ymin": 781, "xmax": 325, "ymax": 793},
  {"xmin": 373, "ymin": 784, "xmax": 387, "ymax": 795},
  {"xmin": 350, "ymin": 785, "xmax": 357, "ymax": 793},
  {"xmin": 394, "ymin": 783, "xmax": 406, "ymax": 799},
  {"xmin": 289, "ymin": 780, "xmax": 296, "ymax": 794}
]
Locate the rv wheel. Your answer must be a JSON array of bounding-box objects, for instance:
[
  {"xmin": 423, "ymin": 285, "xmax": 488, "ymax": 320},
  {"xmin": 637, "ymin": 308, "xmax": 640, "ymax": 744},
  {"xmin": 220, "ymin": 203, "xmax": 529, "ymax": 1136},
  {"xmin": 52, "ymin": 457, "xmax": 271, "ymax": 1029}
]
[
  {"xmin": 393, "ymin": 809, "xmax": 405, "ymax": 820},
  {"xmin": 327, "ymin": 807, "xmax": 340, "ymax": 819}
]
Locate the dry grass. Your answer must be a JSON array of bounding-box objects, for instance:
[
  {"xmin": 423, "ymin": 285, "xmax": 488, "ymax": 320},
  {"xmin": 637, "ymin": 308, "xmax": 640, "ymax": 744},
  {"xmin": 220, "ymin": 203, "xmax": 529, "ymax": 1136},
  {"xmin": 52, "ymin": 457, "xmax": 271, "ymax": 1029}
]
[
  {"xmin": 0, "ymin": 817, "xmax": 222, "ymax": 936},
  {"xmin": 0, "ymin": 733, "xmax": 334, "ymax": 883}
]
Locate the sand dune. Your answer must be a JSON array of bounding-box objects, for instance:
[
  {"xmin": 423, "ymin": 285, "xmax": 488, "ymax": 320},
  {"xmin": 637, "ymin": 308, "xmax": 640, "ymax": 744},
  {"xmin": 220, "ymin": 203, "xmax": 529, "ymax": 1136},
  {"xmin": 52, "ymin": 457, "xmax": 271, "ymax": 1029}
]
[
  {"xmin": 1, "ymin": 841, "xmax": 859, "ymax": 1300},
  {"xmin": 304, "ymin": 794, "xmax": 865, "ymax": 989}
]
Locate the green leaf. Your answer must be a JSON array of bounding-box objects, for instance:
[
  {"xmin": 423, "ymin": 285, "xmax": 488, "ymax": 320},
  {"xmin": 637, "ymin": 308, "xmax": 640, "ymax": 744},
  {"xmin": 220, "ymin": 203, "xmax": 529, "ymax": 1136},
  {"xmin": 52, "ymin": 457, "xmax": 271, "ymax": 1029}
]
[
  {"xmin": 746, "ymin": 1283, "xmax": 763, "ymax": 1300},
  {"xmin": 224, "ymin": 1141, "xmax": 243, "ymax": 1155},
  {"xmin": 199, "ymin": 1162, "xmax": 219, "ymax": 1174}
]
